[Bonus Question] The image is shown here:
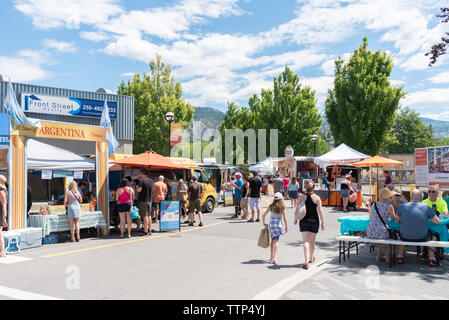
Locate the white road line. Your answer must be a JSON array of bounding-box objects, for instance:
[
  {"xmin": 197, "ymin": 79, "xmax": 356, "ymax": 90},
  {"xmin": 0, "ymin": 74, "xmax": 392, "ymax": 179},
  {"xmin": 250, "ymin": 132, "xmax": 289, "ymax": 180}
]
[
  {"xmin": 251, "ymin": 258, "xmax": 334, "ymax": 300},
  {"xmin": 0, "ymin": 256, "xmax": 33, "ymax": 264},
  {"xmin": 0, "ymin": 285, "xmax": 62, "ymax": 300}
]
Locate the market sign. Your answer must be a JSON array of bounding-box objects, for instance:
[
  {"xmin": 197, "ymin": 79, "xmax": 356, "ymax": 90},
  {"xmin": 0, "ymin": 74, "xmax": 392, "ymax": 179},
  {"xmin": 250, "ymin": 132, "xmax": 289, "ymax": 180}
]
[
  {"xmin": 415, "ymin": 146, "xmax": 449, "ymax": 187},
  {"xmin": 159, "ymin": 200, "xmax": 180, "ymax": 231},
  {"xmin": 11, "ymin": 120, "xmax": 107, "ymax": 142},
  {"xmin": 0, "ymin": 113, "xmax": 10, "ymax": 149},
  {"xmin": 21, "ymin": 93, "xmax": 117, "ymax": 119}
]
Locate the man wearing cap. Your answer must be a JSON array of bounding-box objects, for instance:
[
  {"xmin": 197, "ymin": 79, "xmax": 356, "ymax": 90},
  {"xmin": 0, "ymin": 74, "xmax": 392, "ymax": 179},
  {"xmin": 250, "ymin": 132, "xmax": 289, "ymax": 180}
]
[
  {"xmin": 188, "ymin": 176, "xmax": 204, "ymax": 227},
  {"xmin": 422, "ymin": 185, "xmax": 448, "ymax": 217},
  {"xmin": 390, "ymin": 187, "xmax": 408, "ymax": 214},
  {"xmin": 396, "ymin": 190, "xmax": 440, "ymax": 266},
  {"xmin": 273, "ymin": 173, "xmax": 284, "ymax": 194},
  {"xmin": 232, "ymin": 173, "xmax": 243, "ymax": 218},
  {"xmin": 152, "ymin": 176, "xmax": 168, "ymax": 223}
]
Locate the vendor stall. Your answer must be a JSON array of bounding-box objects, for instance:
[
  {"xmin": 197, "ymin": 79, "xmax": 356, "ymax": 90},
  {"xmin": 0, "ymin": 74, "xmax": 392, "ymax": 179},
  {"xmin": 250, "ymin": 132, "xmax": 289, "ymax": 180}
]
[{"xmin": 313, "ymin": 144, "xmax": 369, "ymax": 207}]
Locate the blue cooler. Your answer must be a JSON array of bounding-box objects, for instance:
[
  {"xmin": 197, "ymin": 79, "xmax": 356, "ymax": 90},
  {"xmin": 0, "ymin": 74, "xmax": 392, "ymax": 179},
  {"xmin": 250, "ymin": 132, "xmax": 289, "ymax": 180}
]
[{"xmin": 3, "ymin": 231, "xmax": 21, "ymax": 254}]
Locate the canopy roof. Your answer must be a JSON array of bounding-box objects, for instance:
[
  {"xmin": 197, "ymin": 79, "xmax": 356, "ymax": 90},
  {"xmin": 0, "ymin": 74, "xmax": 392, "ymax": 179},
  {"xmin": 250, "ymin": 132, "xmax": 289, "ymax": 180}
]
[
  {"xmin": 249, "ymin": 157, "xmax": 276, "ymax": 175},
  {"xmin": 351, "ymin": 155, "xmax": 404, "ymax": 167},
  {"xmin": 26, "ymin": 139, "xmax": 95, "ymax": 171},
  {"xmin": 169, "ymin": 157, "xmax": 199, "ymax": 168},
  {"xmin": 314, "ymin": 143, "xmax": 370, "ymax": 168},
  {"xmin": 114, "ymin": 151, "xmax": 188, "ymax": 169}
]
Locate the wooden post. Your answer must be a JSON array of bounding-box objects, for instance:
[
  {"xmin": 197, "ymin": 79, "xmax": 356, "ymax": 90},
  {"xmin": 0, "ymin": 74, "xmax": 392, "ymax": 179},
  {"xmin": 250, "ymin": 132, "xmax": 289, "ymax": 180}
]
[
  {"xmin": 96, "ymin": 141, "xmax": 109, "ymax": 236},
  {"xmin": 10, "ymin": 135, "xmax": 27, "ymax": 230}
]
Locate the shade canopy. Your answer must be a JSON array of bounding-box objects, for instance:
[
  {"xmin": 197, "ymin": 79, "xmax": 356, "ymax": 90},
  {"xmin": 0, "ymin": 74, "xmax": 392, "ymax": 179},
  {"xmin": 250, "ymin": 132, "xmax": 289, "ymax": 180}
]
[
  {"xmin": 314, "ymin": 143, "xmax": 370, "ymax": 168},
  {"xmin": 25, "ymin": 139, "xmax": 96, "ymax": 171},
  {"xmin": 249, "ymin": 157, "xmax": 276, "ymax": 175},
  {"xmin": 351, "ymin": 155, "xmax": 404, "ymax": 167},
  {"xmin": 113, "ymin": 150, "xmax": 187, "ymax": 169}
]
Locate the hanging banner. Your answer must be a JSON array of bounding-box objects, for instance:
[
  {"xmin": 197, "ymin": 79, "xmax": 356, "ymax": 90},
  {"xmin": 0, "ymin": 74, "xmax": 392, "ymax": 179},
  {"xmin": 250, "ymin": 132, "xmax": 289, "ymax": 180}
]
[
  {"xmin": 170, "ymin": 123, "xmax": 183, "ymax": 147},
  {"xmin": 53, "ymin": 170, "xmax": 74, "ymax": 178},
  {"xmin": 415, "ymin": 146, "xmax": 449, "ymax": 186},
  {"xmin": 159, "ymin": 200, "xmax": 180, "ymax": 231},
  {"xmin": 41, "ymin": 170, "xmax": 52, "ymax": 180},
  {"xmin": 0, "ymin": 113, "xmax": 10, "ymax": 149},
  {"xmin": 74, "ymin": 170, "xmax": 84, "ymax": 180}
]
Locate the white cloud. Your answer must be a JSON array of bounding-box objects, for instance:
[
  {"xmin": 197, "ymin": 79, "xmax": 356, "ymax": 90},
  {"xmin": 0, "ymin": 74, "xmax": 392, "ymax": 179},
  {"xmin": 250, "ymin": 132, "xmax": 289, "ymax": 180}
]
[
  {"xmin": 0, "ymin": 56, "xmax": 49, "ymax": 82},
  {"xmin": 79, "ymin": 31, "xmax": 110, "ymax": 42},
  {"xmin": 43, "ymin": 39, "xmax": 78, "ymax": 53},
  {"xmin": 14, "ymin": 0, "xmax": 124, "ymax": 30},
  {"xmin": 429, "ymin": 71, "xmax": 449, "ymax": 84},
  {"xmin": 421, "ymin": 110, "xmax": 449, "ymax": 121},
  {"xmin": 120, "ymin": 72, "xmax": 135, "ymax": 77},
  {"xmin": 404, "ymin": 88, "xmax": 449, "ymax": 106}
]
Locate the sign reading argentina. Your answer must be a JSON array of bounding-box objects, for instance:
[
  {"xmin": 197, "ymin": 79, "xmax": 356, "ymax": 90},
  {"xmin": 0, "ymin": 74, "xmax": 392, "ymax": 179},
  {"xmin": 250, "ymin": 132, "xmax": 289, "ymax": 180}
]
[{"xmin": 21, "ymin": 93, "xmax": 117, "ymax": 119}]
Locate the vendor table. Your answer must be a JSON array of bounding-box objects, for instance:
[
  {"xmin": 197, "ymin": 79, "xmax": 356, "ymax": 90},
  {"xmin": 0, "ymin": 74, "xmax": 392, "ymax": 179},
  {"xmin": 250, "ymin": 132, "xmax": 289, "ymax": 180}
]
[
  {"xmin": 338, "ymin": 215, "xmax": 449, "ymax": 253},
  {"xmin": 28, "ymin": 211, "xmax": 107, "ymax": 237}
]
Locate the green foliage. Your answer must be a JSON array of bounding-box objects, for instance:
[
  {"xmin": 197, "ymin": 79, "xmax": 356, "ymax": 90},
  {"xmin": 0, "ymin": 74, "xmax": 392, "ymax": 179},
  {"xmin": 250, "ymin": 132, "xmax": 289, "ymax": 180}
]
[
  {"xmin": 325, "ymin": 37, "xmax": 405, "ymax": 155},
  {"xmin": 220, "ymin": 66, "xmax": 322, "ymax": 163},
  {"xmin": 117, "ymin": 55, "xmax": 194, "ymax": 155},
  {"xmin": 384, "ymin": 107, "xmax": 436, "ymax": 153},
  {"xmin": 437, "ymin": 137, "xmax": 449, "ymax": 146}
]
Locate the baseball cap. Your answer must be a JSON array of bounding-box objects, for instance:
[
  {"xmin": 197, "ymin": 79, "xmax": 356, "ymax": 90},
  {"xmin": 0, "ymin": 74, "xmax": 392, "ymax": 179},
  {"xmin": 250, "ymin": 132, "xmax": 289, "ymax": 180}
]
[
  {"xmin": 236, "ymin": 172, "xmax": 242, "ymax": 177},
  {"xmin": 392, "ymin": 188, "xmax": 402, "ymax": 197},
  {"xmin": 274, "ymin": 192, "xmax": 284, "ymax": 200}
]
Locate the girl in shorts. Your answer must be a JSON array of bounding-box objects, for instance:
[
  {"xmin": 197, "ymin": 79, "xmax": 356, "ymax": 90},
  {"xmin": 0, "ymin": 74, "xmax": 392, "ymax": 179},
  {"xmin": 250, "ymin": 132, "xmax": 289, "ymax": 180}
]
[{"xmin": 262, "ymin": 192, "xmax": 288, "ymax": 264}]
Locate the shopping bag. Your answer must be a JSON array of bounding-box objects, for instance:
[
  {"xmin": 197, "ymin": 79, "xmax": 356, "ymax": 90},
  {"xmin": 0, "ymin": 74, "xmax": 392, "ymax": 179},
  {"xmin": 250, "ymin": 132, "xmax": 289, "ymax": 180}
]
[
  {"xmin": 130, "ymin": 206, "xmax": 139, "ymax": 220},
  {"xmin": 258, "ymin": 227, "xmax": 271, "ymax": 248},
  {"xmin": 295, "ymin": 195, "xmax": 306, "ymax": 221}
]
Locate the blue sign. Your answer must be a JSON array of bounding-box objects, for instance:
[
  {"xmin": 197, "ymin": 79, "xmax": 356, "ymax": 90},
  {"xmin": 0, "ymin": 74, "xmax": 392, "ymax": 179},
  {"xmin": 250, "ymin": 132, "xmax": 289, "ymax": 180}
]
[
  {"xmin": 21, "ymin": 93, "xmax": 117, "ymax": 119},
  {"xmin": 160, "ymin": 201, "xmax": 181, "ymax": 231},
  {"xmin": 0, "ymin": 113, "xmax": 10, "ymax": 149},
  {"xmin": 53, "ymin": 170, "xmax": 74, "ymax": 178}
]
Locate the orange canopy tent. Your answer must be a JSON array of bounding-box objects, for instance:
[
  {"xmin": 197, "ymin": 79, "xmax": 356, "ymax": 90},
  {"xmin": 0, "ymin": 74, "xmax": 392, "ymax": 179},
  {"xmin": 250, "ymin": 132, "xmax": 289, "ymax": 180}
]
[
  {"xmin": 352, "ymin": 156, "xmax": 404, "ymax": 201},
  {"xmin": 113, "ymin": 150, "xmax": 188, "ymax": 170}
]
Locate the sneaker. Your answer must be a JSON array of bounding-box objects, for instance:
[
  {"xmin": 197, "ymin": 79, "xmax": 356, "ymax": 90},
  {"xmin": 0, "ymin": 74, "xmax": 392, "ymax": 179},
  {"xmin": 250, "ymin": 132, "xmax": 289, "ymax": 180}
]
[
  {"xmin": 199, "ymin": 222, "xmax": 203, "ymax": 227},
  {"xmin": 189, "ymin": 223, "xmax": 194, "ymax": 226}
]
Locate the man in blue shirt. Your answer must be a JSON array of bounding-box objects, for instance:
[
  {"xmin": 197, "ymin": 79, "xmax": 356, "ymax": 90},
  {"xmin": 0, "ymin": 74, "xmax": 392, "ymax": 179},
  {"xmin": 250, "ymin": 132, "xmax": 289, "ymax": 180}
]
[
  {"xmin": 232, "ymin": 172, "xmax": 244, "ymax": 218},
  {"xmin": 396, "ymin": 190, "xmax": 440, "ymax": 266}
]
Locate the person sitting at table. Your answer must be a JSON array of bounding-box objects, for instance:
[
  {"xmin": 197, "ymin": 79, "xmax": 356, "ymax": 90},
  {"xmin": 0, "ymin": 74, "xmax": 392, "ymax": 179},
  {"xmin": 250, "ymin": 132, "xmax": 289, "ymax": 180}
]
[
  {"xmin": 396, "ymin": 190, "xmax": 440, "ymax": 267},
  {"xmin": 422, "ymin": 185, "xmax": 448, "ymax": 217},
  {"xmin": 367, "ymin": 188, "xmax": 398, "ymax": 263},
  {"xmin": 390, "ymin": 188, "xmax": 408, "ymax": 214}
]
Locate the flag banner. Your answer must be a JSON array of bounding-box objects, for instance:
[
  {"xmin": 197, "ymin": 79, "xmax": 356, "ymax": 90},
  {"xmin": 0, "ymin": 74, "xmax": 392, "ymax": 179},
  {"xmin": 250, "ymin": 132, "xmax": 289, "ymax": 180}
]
[
  {"xmin": 100, "ymin": 100, "xmax": 120, "ymax": 156},
  {"xmin": 170, "ymin": 123, "xmax": 183, "ymax": 146},
  {"xmin": 4, "ymin": 82, "xmax": 41, "ymax": 128}
]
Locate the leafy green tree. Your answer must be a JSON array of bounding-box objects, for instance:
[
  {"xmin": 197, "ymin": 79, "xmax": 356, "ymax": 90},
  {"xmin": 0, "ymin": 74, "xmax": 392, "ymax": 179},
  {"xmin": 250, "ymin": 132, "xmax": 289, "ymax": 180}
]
[
  {"xmin": 437, "ymin": 137, "xmax": 449, "ymax": 146},
  {"xmin": 219, "ymin": 66, "xmax": 322, "ymax": 163},
  {"xmin": 325, "ymin": 37, "xmax": 405, "ymax": 155},
  {"xmin": 117, "ymin": 55, "xmax": 194, "ymax": 155},
  {"xmin": 384, "ymin": 107, "xmax": 436, "ymax": 153}
]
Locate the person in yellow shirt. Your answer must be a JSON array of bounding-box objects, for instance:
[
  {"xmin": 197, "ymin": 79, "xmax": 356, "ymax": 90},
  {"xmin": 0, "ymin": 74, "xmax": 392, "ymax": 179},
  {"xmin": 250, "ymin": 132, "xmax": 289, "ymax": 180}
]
[{"xmin": 422, "ymin": 185, "xmax": 448, "ymax": 217}]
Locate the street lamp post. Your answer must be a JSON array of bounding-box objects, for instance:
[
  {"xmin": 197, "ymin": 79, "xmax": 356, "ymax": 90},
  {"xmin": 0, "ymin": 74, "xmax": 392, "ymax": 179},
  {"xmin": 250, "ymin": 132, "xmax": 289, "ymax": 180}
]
[
  {"xmin": 165, "ymin": 112, "xmax": 175, "ymax": 157},
  {"xmin": 312, "ymin": 134, "xmax": 319, "ymax": 182}
]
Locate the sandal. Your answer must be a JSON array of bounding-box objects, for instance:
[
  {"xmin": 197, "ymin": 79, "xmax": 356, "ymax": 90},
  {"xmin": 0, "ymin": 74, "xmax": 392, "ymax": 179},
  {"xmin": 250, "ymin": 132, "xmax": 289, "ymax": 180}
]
[
  {"xmin": 309, "ymin": 257, "xmax": 316, "ymax": 264},
  {"xmin": 302, "ymin": 263, "xmax": 309, "ymax": 270},
  {"xmin": 396, "ymin": 256, "xmax": 404, "ymax": 264}
]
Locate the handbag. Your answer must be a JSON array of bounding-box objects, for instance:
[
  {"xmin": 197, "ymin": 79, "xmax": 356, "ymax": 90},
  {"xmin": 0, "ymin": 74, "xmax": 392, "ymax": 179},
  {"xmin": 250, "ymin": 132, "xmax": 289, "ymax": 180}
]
[
  {"xmin": 349, "ymin": 191, "xmax": 357, "ymax": 203},
  {"xmin": 294, "ymin": 194, "xmax": 307, "ymax": 221},
  {"xmin": 130, "ymin": 206, "xmax": 139, "ymax": 219},
  {"xmin": 257, "ymin": 226, "xmax": 271, "ymax": 248},
  {"xmin": 373, "ymin": 202, "xmax": 399, "ymax": 240}
]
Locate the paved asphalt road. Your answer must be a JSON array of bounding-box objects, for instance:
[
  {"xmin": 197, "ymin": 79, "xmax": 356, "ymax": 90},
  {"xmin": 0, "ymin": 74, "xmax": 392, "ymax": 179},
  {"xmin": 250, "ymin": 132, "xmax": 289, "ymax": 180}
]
[{"xmin": 1, "ymin": 196, "xmax": 448, "ymax": 300}]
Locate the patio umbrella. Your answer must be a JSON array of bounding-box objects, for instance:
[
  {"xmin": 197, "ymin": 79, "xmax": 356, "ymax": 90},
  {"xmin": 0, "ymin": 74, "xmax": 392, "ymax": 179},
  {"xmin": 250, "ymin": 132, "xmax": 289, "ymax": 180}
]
[
  {"xmin": 351, "ymin": 156, "xmax": 404, "ymax": 201},
  {"xmin": 113, "ymin": 150, "xmax": 188, "ymax": 170}
]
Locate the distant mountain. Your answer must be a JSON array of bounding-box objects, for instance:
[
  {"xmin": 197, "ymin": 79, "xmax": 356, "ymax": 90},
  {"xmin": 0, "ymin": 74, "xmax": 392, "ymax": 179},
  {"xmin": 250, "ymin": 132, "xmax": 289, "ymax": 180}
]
[
  {"xmin": 421, "ymin": 117, "xmax": 449, "ymax": 138},
  {"xmin": 193, "ymin": 106, "xmax": 225, "ymax": 130}
]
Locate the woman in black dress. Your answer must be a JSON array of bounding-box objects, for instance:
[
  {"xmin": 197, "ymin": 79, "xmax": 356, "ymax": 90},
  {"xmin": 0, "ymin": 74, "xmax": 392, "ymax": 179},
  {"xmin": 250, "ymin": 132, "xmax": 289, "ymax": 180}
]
[{"xmin": 295, "ymin": 181, "xmax": 325, "ymax": 269}]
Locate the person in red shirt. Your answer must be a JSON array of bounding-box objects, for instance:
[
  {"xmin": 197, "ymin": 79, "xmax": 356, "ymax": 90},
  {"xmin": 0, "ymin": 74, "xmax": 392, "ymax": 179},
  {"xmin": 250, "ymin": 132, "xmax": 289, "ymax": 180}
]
[{"xmin": 282, "ymin": 176, "xmax": 290, "ymax": 198}]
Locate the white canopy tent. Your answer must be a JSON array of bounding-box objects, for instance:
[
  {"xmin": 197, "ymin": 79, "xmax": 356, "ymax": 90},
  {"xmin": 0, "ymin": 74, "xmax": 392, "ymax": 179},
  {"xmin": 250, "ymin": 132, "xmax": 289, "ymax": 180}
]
[
  {"xmin": 314, "ymin": 143, "xmax": 370, "ymax": 169},
  {"xmin": 249, "ymin": 157, "xmax": 276, "ymax": 176},
  {"xmin": 26, "ymin": 139, "xmax": 96, "ymax": 171}
]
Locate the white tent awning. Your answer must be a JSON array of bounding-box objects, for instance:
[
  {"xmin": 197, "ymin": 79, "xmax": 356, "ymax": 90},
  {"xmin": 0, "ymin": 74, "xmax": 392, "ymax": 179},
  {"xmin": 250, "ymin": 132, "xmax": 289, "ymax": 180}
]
[
  {"xmin": 26, "ymin": 139, "xmax": 96, "ymax": 171},
  {"xmin": 313, "ymin": 143, "xmax": 370, "ymax": 168}
]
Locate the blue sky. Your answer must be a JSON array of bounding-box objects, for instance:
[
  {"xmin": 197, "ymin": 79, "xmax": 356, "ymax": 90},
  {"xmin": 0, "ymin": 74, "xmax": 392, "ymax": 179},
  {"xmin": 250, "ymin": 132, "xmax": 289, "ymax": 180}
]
[{"xmin": 1, "ymin": 0, "xmax": 449, "ymax": 120}]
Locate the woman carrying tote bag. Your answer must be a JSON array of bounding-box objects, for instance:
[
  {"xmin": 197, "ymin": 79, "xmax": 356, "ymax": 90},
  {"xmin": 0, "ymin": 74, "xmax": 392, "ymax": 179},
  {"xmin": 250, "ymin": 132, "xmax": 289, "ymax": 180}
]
[{"xmin": 64, "ymin": 181, "xmax": 83, "ymax": 243}]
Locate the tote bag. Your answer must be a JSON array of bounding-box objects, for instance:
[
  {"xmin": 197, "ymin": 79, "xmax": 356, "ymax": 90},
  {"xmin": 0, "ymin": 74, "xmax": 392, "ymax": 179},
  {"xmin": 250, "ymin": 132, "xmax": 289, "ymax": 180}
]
[
  {"xmin": 258, "ymin": 227, "xmax": 271, "ymax": 248},
  {"xmin": 295, "ymin": 194, "xmax": 306, "ymax": 221}
]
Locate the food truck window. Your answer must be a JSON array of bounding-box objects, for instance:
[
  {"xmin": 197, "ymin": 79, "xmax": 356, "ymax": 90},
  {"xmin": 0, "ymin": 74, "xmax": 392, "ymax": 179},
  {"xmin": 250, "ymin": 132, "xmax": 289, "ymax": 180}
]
[{"xmin": 193, "ymin": 170, "xmax": 209, "ymax": 183}]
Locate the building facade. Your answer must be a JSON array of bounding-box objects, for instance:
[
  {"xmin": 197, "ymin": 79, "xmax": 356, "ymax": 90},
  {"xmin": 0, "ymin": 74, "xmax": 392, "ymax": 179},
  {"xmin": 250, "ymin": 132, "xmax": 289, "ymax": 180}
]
[{"xmin": 0, "ymin": 78, "xmax": 134, "ymax": 155}]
